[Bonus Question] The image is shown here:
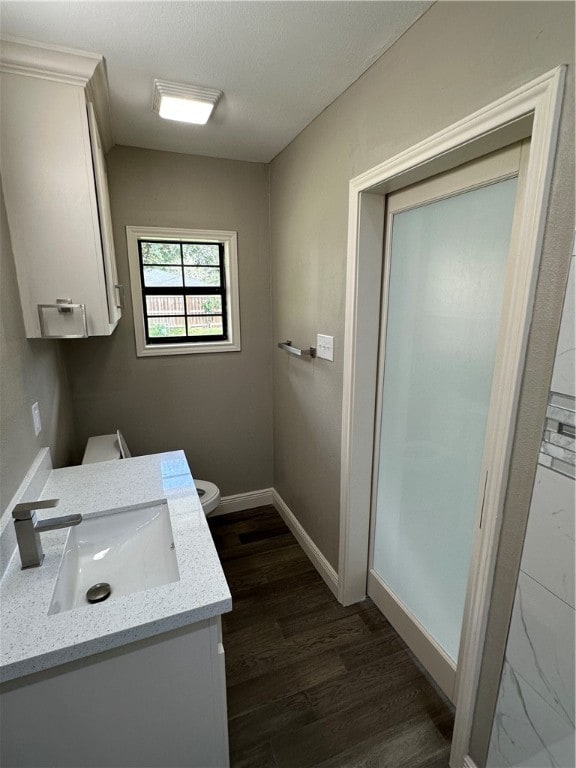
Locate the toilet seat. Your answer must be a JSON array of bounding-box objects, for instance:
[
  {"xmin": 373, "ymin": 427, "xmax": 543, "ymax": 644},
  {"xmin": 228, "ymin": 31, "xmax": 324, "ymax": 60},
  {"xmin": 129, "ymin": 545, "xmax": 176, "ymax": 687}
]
[{"xmin": 195, "ymin": 480, "xmax": 221, "ymax": 516}]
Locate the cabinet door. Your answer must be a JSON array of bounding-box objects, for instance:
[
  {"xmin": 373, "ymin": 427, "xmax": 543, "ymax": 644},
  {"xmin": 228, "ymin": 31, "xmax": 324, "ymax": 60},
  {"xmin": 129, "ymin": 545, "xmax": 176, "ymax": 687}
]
[
  {"xmin": 1, "ymin": 75, "xmax": 112, "ymax": 337},
  {"xmin": 0, "ymin": 619, "xmax": 230, "ymax": 767},
  {"xmin": 86, "ymin": 102, "xmax": 122, "ymax": 326}
]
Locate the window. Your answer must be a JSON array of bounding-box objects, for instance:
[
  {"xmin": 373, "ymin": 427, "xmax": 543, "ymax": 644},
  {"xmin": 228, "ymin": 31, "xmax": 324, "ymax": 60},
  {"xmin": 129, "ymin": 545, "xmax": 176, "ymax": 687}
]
[
  {"xmin": 126, "ymin": 227, "xmax": 240, "ymax": 356},
  {"xmin": 138, "ymin": 240, "xmax": 227, "ymax": 343}
]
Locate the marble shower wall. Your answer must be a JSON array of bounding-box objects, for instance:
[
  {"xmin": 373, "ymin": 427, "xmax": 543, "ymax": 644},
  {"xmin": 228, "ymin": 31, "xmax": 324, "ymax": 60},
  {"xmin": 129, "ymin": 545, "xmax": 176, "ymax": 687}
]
[{"xmin": 487, "ymin": 247, "xmax": 575, "ymax": 767}]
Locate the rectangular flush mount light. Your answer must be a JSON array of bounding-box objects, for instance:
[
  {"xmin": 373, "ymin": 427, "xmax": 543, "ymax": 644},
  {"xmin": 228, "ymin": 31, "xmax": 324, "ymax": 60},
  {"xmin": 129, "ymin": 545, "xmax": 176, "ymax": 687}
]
[{"xmin": 153, "ymin": 79, "xmax": 222, "ymax": 124}]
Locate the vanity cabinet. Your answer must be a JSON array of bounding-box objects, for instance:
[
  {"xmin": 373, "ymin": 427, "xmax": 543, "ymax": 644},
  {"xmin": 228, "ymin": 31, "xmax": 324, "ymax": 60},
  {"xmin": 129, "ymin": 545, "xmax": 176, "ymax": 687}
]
[
  {"xmin": 0, "ymin": 39, "xmax": 121, "ymax": 338},
  {"xmin": 0, "ymin": 449, "xmax": 232, "ymax": 767},
  {"xmin": 1, "ymin": 617, "xmax": 229, "ymax": 768}
]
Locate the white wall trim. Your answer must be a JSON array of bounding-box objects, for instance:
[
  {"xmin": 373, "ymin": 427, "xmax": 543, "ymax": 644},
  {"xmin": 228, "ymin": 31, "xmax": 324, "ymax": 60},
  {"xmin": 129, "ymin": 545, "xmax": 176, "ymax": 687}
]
[
  {"xmin": 272, "ymin": 490, "xmax": 339, "ymax": 598},
  {"xmin": 463, "ymin": 757, "xmax": 479, "ymax": 768},
  {"xmin": 0, "ymin": 36, "xmax": 101, "ymax": 83},
  {"xmin": 211, "ymin": 487, "xmax": 340, "ymax": 598},
  {"xmin": 337, "ymin": 67, "xmax": 566, "ymax": 768},
  {"xmin": 210, "ymin": 488, "xmax": 273, "ymax": 516}
]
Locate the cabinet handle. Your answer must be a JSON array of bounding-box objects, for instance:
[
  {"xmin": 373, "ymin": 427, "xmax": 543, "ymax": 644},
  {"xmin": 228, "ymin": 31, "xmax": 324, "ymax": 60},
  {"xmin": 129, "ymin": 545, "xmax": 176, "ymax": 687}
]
[
  {"xmin": 115, "ymin": 284, "xmax": 125, "ymax": 309},
  {"xmin": 37, "ymin": 302, "xmax": 88, "ymax": 339}
]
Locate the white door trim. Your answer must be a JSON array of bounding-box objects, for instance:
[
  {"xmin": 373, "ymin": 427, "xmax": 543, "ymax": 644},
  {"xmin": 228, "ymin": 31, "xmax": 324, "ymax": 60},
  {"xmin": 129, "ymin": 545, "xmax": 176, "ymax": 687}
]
[
  {"xmin": 338, "ymin": 67, "xmax": 565, "ymax": 768},
  {"xmin": 366, "ymin": 141, "xmax": 527, "ymax": 705},
  {"xmin": 367, "ymin": 569, "xmax": 457, "ymax": 700}
]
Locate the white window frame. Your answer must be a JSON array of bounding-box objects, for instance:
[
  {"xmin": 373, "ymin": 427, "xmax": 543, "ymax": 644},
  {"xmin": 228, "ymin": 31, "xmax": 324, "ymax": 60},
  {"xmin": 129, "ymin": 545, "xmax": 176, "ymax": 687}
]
[{"xmin": 126, "ymin": 226, "xmax": 241, "ymax": 357}]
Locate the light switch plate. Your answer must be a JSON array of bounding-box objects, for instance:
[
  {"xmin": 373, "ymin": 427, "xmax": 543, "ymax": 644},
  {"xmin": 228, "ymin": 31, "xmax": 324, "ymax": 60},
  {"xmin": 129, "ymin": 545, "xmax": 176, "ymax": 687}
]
[
  {"xmin": 32, "ymin": 401, "xmax": 42, "ymax": 436},
  {"xmin": 316, "ymin": 334, "xmax": 334, "ymax": 361}
]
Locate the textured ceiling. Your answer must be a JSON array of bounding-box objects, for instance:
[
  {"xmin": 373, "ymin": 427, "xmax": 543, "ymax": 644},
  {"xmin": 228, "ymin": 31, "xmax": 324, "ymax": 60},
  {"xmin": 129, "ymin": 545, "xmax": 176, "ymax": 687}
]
[{"xmin": 0, "ymin": 1, "xmax": 432, "ymax": 162}]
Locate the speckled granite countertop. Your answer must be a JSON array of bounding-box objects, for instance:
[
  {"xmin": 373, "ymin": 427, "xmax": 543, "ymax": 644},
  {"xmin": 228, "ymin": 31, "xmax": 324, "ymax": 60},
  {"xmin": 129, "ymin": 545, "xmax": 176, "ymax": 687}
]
[{"xmin": 0, "ymin": 451, "xmax": 231, "ymax": 683}]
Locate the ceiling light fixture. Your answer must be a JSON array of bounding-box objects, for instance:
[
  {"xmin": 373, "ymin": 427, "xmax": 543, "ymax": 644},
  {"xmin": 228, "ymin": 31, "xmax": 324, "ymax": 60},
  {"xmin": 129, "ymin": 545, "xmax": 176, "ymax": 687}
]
[{"xmin": 153, "ymin": 80, "xmax": 222, "ymax": 125}]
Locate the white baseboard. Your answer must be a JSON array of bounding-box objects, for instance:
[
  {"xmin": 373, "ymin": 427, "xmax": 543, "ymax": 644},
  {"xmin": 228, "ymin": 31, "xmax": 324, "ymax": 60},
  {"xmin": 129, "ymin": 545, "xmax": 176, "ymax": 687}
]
[
  {"xmin": 210, "ymin": 488, "xmax": 274, "ymax": 517},
  {"xmin": 272, "ymin": 489, "xmax": 339, "ymax": 599},
  {"xmin": 210, "ymin": 486, "xmax": 340, "ymax": 601},
  {"xmin": 462, "ymin": 757, "xmax": 479, "ymax": 768}
]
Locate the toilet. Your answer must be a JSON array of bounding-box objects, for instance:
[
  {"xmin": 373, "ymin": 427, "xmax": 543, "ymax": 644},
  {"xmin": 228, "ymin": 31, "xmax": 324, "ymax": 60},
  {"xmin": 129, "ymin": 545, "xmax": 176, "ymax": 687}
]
[
  {"xmin": 82, "ymin": 431, "xmax": 221, "ymax": 516},
  {"xmin": 193, "ymin": 480, "xmax": 221, "ymax": 516}
]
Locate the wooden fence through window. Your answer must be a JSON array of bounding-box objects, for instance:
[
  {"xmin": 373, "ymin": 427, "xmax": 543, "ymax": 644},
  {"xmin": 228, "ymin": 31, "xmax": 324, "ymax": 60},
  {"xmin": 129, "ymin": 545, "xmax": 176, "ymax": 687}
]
[{"xmin": 147, "ymin": 295, "xmax": 220, "ymax": 329}]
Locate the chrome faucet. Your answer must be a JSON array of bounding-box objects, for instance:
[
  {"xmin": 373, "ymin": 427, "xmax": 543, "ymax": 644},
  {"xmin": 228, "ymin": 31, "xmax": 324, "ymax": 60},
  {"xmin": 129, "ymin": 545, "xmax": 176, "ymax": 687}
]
[{"xmin": 12, "ymin": 499, "xmax": 82, "ymax": 569}]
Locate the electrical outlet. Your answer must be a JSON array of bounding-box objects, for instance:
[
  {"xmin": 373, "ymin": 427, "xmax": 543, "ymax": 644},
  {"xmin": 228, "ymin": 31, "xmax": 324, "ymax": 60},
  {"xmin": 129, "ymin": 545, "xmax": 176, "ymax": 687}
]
[
  {"xmin": 316, "ymin": 334, "xmax": 334, "ymax": 362},
  {"xmin": 32, "ymin": 402, "xmax": 42, "ymax": 436}
]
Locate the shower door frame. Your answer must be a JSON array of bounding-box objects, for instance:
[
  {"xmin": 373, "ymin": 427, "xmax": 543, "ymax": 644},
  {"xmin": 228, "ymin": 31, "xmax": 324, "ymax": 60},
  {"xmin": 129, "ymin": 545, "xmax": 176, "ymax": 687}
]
[{"xmin": 337, "ymin": 67, "xmax": 565, "ymax": 768}]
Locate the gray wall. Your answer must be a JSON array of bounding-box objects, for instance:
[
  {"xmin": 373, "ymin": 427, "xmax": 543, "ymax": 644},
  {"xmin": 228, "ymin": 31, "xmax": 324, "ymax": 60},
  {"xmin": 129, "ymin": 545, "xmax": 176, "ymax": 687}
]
[
  {"xmin": 63, "ymin": 147, "xmax": 273, "ymax": 496},
  {"xmin": 269, "ymin": 1, "xmax": 574, "ymax": 762},
  {"xmin": 0, "ymin": 181, "xmax": 76, "ymax": 514}
]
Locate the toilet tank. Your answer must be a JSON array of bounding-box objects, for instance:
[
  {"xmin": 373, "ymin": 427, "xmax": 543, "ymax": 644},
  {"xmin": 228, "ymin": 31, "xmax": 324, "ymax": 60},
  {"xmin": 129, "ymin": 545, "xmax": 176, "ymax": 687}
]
[{"xmin": 82, "ymin": 431, "xmax": 130, "ymax": 464}]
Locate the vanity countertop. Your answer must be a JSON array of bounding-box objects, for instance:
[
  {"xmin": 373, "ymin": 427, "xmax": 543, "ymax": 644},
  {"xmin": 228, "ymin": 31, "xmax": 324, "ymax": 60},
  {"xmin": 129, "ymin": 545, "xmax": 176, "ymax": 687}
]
[{"xmin": 0, "ymin": 451, "xmax": 231, "ymax": 683}]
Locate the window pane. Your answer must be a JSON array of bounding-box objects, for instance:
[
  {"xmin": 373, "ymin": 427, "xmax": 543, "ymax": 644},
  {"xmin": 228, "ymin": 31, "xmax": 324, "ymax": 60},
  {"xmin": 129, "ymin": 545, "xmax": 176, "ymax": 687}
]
[
  {"xmin": 184, "ymin": 267, "xmax": 221, "ymax": 287},
  {"xmin": 143, "ymin": 266, "xmax": 183, "ymax": 287},
  {"xmin": 140, "ymin": 242, "xmax": 181, "ymax": 265},
  {"xmin": 186, "ymin": 295, "xmax": 222, "ymax": 315},
  {"xmin": 186, "ymin": 315, "xmax": 224, "ymax": 336},
  {"xmin": 147, "ymin": 316, "xmax": 186, "ymax": 338},
  {"xmin": 182, "ymin": 244, "xmax": 220, "ymax": 266},
  {"xmin": 146, "ymin": 295, "xmax": 184, "ymax": 316}
]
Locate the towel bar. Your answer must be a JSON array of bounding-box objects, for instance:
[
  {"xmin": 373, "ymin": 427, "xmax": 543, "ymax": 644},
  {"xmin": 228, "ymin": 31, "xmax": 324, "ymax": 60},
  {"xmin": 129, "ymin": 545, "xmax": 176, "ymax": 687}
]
[{"xmin": 278, "ymin": 340, "xmax": 316, "ymax": 358}]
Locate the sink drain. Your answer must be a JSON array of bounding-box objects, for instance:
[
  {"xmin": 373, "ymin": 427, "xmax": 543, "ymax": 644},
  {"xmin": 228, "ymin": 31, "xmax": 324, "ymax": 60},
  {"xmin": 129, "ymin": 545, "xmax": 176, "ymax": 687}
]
[{"xmin": 86, "ymin": 582, "xmax": 112, "ymax": 604}]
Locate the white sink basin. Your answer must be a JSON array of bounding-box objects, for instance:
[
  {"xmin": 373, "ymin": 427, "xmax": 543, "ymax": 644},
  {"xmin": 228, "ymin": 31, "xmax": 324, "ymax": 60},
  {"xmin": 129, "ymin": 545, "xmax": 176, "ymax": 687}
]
[{"xmin": 48, "ymin": 501, "xmax": 180, "ymax": 615}]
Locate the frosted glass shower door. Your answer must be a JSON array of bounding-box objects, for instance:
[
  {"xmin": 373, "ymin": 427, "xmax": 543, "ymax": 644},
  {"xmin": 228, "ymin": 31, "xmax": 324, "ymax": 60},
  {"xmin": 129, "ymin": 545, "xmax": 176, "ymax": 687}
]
[{"xmin": 368, "ymin": 144, "xmax": 525, "ymax": 701}]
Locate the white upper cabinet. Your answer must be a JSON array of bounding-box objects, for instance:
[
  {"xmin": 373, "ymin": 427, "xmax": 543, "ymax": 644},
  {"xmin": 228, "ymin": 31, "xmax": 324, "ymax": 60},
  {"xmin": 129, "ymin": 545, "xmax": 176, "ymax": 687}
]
[{"xmin": 0, "ymin": 38, "xmax": 121, "ymax": 338}]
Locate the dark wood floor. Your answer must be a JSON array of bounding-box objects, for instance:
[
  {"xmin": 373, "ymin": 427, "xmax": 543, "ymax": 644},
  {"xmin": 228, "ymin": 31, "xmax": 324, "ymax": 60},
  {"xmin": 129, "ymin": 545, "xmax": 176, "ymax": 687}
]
[{"xmin": 209, "ymin": 506, "xmax": 454, "ymax": 768}]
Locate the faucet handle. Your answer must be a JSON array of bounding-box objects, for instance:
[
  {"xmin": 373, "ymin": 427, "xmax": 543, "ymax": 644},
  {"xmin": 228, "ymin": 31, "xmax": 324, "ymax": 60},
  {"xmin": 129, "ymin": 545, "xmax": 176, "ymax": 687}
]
[{"xmin": 12, "ymin": 498, "xmax": 59, "ymax": 520}]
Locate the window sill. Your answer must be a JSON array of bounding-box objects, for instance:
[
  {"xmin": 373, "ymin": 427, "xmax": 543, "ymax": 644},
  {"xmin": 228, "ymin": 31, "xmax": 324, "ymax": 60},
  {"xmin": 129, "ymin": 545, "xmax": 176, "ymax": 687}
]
[{"xmin": 136, "ymin": 339, "xmax": 241, "ymax": 357}]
